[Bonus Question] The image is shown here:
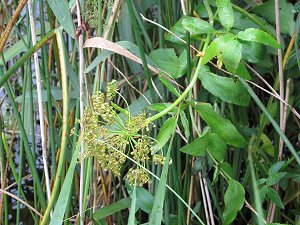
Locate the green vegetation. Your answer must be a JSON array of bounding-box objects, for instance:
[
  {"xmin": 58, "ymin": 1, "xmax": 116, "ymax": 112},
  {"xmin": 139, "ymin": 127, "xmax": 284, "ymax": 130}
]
[{"xmin": 0, "ymin": 0, "xmax": 300, "ymax": 224}]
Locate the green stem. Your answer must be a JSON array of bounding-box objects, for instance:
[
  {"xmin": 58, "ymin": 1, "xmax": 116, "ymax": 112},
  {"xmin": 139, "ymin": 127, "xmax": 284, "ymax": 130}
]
[
  {"xmin": 148, "ymin": 35, "xmax": 210, "ymax": 123},
  {"xmin": 0, "ymin": 29, "xmax": 56, "ymax": 87},
  {"xmin": 240, "ymin": 78, "xmax": 300, "ymax": 165},
  {"xmin": 40, "ymin": 29, "xmax": 70, "ymax": 225}
]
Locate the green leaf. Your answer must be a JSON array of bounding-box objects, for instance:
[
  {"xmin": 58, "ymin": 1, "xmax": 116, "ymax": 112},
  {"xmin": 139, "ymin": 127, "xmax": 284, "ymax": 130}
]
[
  {"xmin": 159, "ymin": 75, "xmax": 180, "ymax": 97},
  {"xmin": 223, "ymin": 180, "xmax": 245, "ymax": 225},
  {"xmin": 198, "ymin": 71, "xmax": 251, "ymax": 106},
  {"xmin": 237, "ymin": 28, "xmax": 280, "ymax": 48},
  {"xmin": 241, "ymin": 41, "xmax": 267, "ymax": 64},
  {"xmin": 180, "ymin": 111, "xmax": 190, "ymax": 140},
  {"xmin": 219, "ymin": 162, "xmax": 234, "ymax": 179},
  {"xmin": 126, "ymin": 184, "xmax": 154, "ymax": 214},
  {"xmin": 258, "ymin": 134, "xmax": 275, "ymax": 157},
  {"xmin": 266, "ymin": 172, "xmax": 287, "ymax": 186},
  {"xmin": 207, "ymin": 133, "xmax": 227, "ymax": 162},
  {"xmin": 152, "ymin": 117, "xmax": 177, "ymax": 152},
  {"xmin": 182, "ymin": 16, "xmax": 215, "ymax": 35},
  {"xmin": 216, "ymin": 0, "xmax": 234, "ymax": 31},
  {"xmin": 252, "ymin": 0, "xmax": 295, "ymax": 36},
  {"xmin": 201, "ymin": 41, "xmax": 219, "ymax": 65},
  {"xmin": 128, "ymin": 181, "xmax": 137, "ymax": 225},
  {"xmin": 235, "ymin": 61, "xmax": 252, "ymax": 80},
  {"xmin": 267, "ymin": 187, "xmax": 284, "ymax": 209},
  {"xmin": 49, "ymin": 140, "xmax": 81, "ymax": 225},
  {"xmin": 268, "ymin": 161, "xmax": 285, "ymax": 176},
  {"xmin": 180, "ymin": 131, "xmax": 209, "ymax": 156},
  {"xmin": 46, "ymin": 0, "xmax": 75, "ymax": 37},
  {"xmin": 222, "ymin": 39, "xmax": 242, "ymax": 73},
  {"xmin": 93, "ymin": 198, "xmax": 132, "ymax": 220},
  {"xmin": 192, "ymin": 103, "xmax": 247, "ymax": 147},
  {"xmin": 149, "ymin": 49, "xmax": 187, "ymax": 78}
]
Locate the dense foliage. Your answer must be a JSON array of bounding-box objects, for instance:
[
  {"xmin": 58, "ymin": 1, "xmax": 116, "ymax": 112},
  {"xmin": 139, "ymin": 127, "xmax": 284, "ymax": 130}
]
[{"xmin": 0, "ymin": 0, "xmax": 300, "ymax": 224}]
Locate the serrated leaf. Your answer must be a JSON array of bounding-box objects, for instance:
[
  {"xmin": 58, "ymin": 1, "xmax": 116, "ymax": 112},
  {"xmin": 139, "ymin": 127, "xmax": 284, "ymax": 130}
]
[
  {"xmin": 152, "ymin": 117, "xmax": 176, "ymax": 152},
  {"xmin": 207, "ymin": 133, "xmax": 227, "ymax": 162},
  {"xmin": 47, "ymin": 0, "xmax": 75, "ymax": 37},
  {"xmin": 267, "ymin": 187, "xmax": 284, "ymax": 209},
  {"xmin": 223, "ymin": 180, "xmax": 245, "ymax": 225},
  {"xmin": 198, "ymin": 71, "xmax": 250, "ymax": 106},
  {"xmin": 192, "ymin": 103, "xmax": 247, "ymax": 147},
  {"xmin": 149, "ymin": 49, "xmax": 187, "ymax": 78},
  {"xmin": 222, "ymin": 39, "xmax": 242, "ymax": 73},
  {"xmin": 237, "ymin": 28, "xmax": 280, "ymax": 48},
  {"xmin": 180, "ymin": 132, "xmax": 209, "ymax": 156},
  {"xmin": 216, "ymin": 0, "xmax": 234, "ymax": 31},
  {"xmin": 182, "ymin": 16, "xmax": 215, "ymax": 35}
]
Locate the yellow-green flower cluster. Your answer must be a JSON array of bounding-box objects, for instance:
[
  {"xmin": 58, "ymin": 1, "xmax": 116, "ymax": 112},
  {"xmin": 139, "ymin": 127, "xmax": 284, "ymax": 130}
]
[
  {"xmin": 79, "ymin": 80, "xmax": 159, "ymax": 186},
  {"xmin": 126, "ymin": 168, "xmax": 150, "ymax": 187}
]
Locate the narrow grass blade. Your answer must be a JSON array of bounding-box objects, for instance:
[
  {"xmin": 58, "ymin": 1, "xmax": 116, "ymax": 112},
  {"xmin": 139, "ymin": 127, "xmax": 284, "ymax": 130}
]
[{"xmin": 49, "ymin": 139, "xmax": 81, "ymax": 225}]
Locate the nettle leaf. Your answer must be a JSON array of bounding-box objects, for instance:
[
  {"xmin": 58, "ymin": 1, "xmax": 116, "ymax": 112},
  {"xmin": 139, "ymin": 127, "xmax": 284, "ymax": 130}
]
[
  {"xmin": 216, "ymin": 0, "xmax": 234, "ymax": 31},
  {"xmin": 223, "ymin": 180, "xmax": 245, "ymax": 225},
  {"xmin": 198, "ymin": 71, "xmax": 251, "ymax": 106},
  {"xmin": 222, "ymin": 39, "xmax": 242, "ymax": 73},
  {"xmin": 152, "ymin": 117, "xmax": 176, "ymax": 152},
  {"xmin": 149, "ymin": 49, "xmax": 187, "ymax": 78},
  {"xmin": 182, "ymin": 16, "xmax": 215, "ymax": 35},
  {"xmin": 252, "ymin": 0, "xmax": 295, "ymax": 36},
  {"xmin": 267, "ymin": 187, "xmax": 284, "ymax": 209},
  {"xmin": 192, "ymin": 103, "xmax": 247, "ymax": 147},
  {"xmin": 180, "ymin": 131, "xmax": 209, "ymax": 156},
  {"xmin": 237, "ymin": 28, "xmax": 280, "ymax": 48},
  {"xmin": 207, "ymin": 133, "xmax": 227, "ymax": 162}
]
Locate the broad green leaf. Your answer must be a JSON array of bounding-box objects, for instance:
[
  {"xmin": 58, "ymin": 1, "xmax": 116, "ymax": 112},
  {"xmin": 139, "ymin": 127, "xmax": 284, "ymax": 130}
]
[
  {"xmin": 219, "ymin": 162, "xmax": 234, "ymax": 179},
  {"xmin": 216, "ymin": 0, "xmax": 234, "ymax": 31},
  {"xmin": 46, "ymin": 0, "xmax": 75, "ymax": 37},
  {"xmin": 268, "ymin": 161, "xmax": 285, "ymax": 176},
  {"xmin": 241, "ymin": 41, "xmax": 267, "ymax": 64},
  {"xmin": 259, "ymin": 134, "xmax": 275, "ymax": 157},
  {"xmin": 149, "ymin": 49, "xmax": 187, "ymax": 78},
  {"xmin": 165, "ymin": 16, "xmax": 202, "ymax": 43},
  {"xmin": 235, "ymin": 61, "xmax": 252, "ymax": 80},
  {"xmin": 93, "ymin": 198, "xmax": 132, "ymax": 220},
  {"xmin": 252, "ymin": 0, "xmax": 295, "ymax": 36},
  {"xmin": 207, "ymin": 133, "xmax": 227, "ymax": 162},
  {"xmin": 49, "ymin": 140, "xmax": 81, "ymax": 225},
  {"xmin": 237, "ymin": 28, "xmax": 280, "ymax": 48},
  {"xmin": 201, "ymin": 41, "xmax": 219, "ymax": 65},
  {"xmin": 152, "ymin": 117, "xmax": 177, "ymax": 152},
  {"xmin": 223, "ymin": 180, "xmax": 245, "ymax": 225},
  {"xmin": 180, "ymin": 131, "xmax": 209, "ymax": 156},
  {"xmin": 266, "ymin": 172, "xmax": 287, "ymax": 186},
  {"xmin": 222, "ymin": 39, "xmax": 242, "ymax": 73},
  {"xmin": 126, "ymin": 184, "xmax": 154, "ymax": 214},
  {"xmin": 267, "ymin": 187, "xmax": 284, "ymax": 209},
  {"xmin": 198, "ymin": 71, "xmax": 250, "ymax": 106},
  {"xmin": 182, "ymin": 16, "xmax": 215, "ymax": 35},
  {"xmin": 192, "ymin": 103, "xmax": 247, "ymax": 147}
]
